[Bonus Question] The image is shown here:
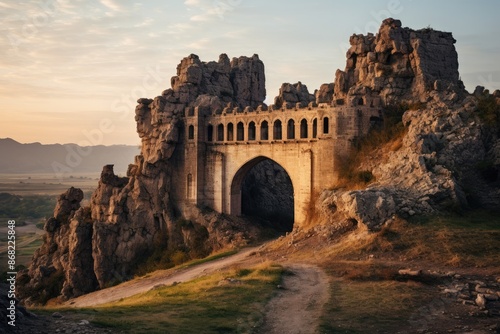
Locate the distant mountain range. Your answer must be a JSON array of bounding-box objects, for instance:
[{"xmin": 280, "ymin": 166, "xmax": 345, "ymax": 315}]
[{"xmin": 0, "ymin": 138, "xmax": 140, "ymax": 174}]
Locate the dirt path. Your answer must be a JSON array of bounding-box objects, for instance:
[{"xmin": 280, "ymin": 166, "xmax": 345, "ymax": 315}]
[
  {"xmin": 259, "ymin": 264, "xmax": 329, "ymax": 334},
  {"xmin": 64, "ymin": 247, "xmax": 330, "ymax": 333},
  {"xmin": 65, "ymin": 247, "xmax": 261, "ymax": 308}
]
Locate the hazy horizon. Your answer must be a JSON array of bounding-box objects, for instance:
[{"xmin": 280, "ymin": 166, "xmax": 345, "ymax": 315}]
[
  {"xmin": 1, "ymin": 0, "xmax": 500, "ymax": 146},
  {"xmin": 0, "ymin": 137, "xmax": 140, "ymax": 175},
  {"xmin": 0, "ymin": 136, "xmax": 139, "ymax": 146}
]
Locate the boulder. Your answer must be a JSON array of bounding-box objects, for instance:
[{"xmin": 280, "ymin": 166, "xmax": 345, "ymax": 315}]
[
  {"xmin": 338, "ymin": 189, "xmax": 396, "ymax": 230},
  {"xmin": 315, "ymin": 83, "xmax": 334, "ymax": 104},
  {"xmin": 273, "ymin": 82, "xmax": 315, "ymax": 108}
]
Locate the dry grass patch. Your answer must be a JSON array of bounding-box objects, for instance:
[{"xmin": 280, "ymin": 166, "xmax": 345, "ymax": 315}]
[
  {"xmin": 318, "ymin": 211, "xmax": 500, "ymax": 269},
  {"xmin": 319, "ymin": 278, "xmax": 434, "ymax": 333},
  {"xmin": 36, "ymin": 263, "xmax": 284, "ymax": 333},
  {"xmin": 317, "ymin": 210, "xmax": 500, "ymax": 332}
]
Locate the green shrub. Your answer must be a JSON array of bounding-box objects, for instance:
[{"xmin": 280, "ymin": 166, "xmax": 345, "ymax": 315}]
[{"xmin": 0, "ymin": 193, "xmax": 56, "ymax": 221}]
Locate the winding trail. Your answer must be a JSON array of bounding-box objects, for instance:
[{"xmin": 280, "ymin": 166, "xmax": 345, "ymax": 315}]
[
  {"xmin": 65, "ymin": 247, "xmax": 260, "ymax": 308},
  {"xmin": 260, "ymin": 264, "xmax": 330, "ymax": 334},
  {"xmin": 64, "ymin": 247, "xmax": 330, "ymax": 333}
]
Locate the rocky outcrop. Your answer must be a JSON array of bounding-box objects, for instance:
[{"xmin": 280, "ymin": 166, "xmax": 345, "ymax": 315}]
[
  {"xmin": 137, "ymin": 53, "xmax": 266, "ymax": 165},
  {"xmin": 273, "ymin": 82, "xmax": 315, "ymax": 109},
  {"xmin": 313, "ymin": 19, "xmax": 499, "ymax": 231},
  {"xmin": 318, "ymin": 188, "xmax": 396, "ymax": 230},
  {"xmin": 315, "ymin": 83, "xmax": 334, "ymax": 105},
  {"xmin": 17, "ymin": 188, "xmax": 99, "ymax": 304},
  {"xmin": 334, "ymin": 18, "xmax": 464, "ymax": 106},
  {"xmin": 166, "ymin": 53, "xmax": 265, "ymax": 111},
  {"xmin": 318, "ymin": 93, "xmax": 499, "ymax": 232}
]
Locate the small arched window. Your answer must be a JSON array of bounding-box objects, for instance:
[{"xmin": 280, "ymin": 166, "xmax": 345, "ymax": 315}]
[
  {"xmin": 312, "ymin": 118, "xmax": 318, "ymax": 138},
  {"xmin": 237, "ymin": 122, "xmax": 244, "ymax": 141},
  {"xmin": 260, "ymin": 121, "xmax": 269, "ymax": 140},
  {"xmin": 207, "ymin": 124, "xmax": 213, "ymax": 142},
  {"xmin": 287, "ymin": 119, "xmax": 295, "ymax": 139},
  {"xmin": 217, "ymin": 124, "xmax": 224, "ymax": 141},
  {"xmin": 273, "ymin": 120, "xmax": 282, "ymax": 140},
  {"xmin": 323, "ymin": 117, "xmax": 329, "ymax": 134},
  {"xmin": 248, "ymin": 122, "xmax": 256, "ymax": 141},
  {"xmin": 227, "ymin": 123, "xmax": 234, "ymax": 141},
  {"xmin": 300, "ymin": 119, "xmax": 308, "ymax": 138},
  {"xmin": 188, "ymin": 125, "xmax": 194, "ymax": 140}
]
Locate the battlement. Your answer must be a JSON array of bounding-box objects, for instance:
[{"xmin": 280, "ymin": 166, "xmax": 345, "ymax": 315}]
[{"xmin": 183, "ymin": 101, "xmax": 382, "ymax": 146}]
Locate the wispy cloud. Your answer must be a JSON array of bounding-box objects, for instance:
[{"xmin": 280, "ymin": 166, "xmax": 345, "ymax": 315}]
[
  {"xmin": 184, "ymin": 0, "xmax": 243, "ymax": 22},
  {"xmin": 185, "ymin": 37, "xmax": 212, "ymax": 50},
  {"xmin": 135, "ymin": 17, "xmax": 154, "ymax": 27},
  {"xmin": 0, "ymin": 1, "xmax": 16, "ymax": 9},
  {"xmin": 167, "ymin": 22, "xmax": 191, "ymax": 35},
  {"xmin": 99, "ymin": 0, "xmax": 122, "ymax": 12},
  {"xmin": 184, "ymin": 0, "xmax": 203, "ymax": 7}
]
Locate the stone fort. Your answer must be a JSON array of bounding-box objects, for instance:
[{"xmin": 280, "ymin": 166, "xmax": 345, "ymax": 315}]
[
  {"xmin": 20, "ymin": 19, "xmax": 471, "ymax": 300},
  {"xmin": 174, "ymin": 95, "xmax": 382, "ymax": 226}
]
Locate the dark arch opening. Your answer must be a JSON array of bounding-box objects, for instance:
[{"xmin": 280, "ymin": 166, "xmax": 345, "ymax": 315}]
[
  {"xmin": 300, "ymin": 119, "xmax": 308, "ymax": 138},
  {"xmin": 273, "ymin": 120, "xmax": 282, "ymax": 140},
  {"xmin": 351, "ymin": 53, "xmax": 358, "ymax": 69},
  {"xmin": 207, "ymin": 124, "xmax": 213, "ymax": 142},
  {"xmin": 227, "ymin": 123, "xmax": 234, "ymax": 141},
  {"xmin": 237, "ymin": 122, "xmax": 244, "ymax": 141},
  {"xmin": 188, "ymin": 125, "xmax": 194, "ymax": 140},
  {"xmin": 287, "ymin": 119, "xmax": 295, "ymax": 139},
  {"xmin": 261, "ymin": 121, "xmax": 269, "ymax": 140},
  {"xmin": 323, "ymin": 117, "xmax": 329, "ymax": 134},
  {"xmin": 248, "ymin": 121, "xmax": 256, "ymax": 141},
  {"xmin": 217, "ymin": 124, "xmax": 224, "ymax": 141},
  {"xmin": 232, "ymin": 157, "xmax": 294, "ymax": 232}
]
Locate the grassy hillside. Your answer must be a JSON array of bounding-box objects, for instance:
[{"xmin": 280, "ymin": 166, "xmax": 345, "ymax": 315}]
[{"xmin": 36, "ymin": 263, "xmax": 284, "ymax": 333}]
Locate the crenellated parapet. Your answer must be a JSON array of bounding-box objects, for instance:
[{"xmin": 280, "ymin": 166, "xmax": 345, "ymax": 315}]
[
  {"xmin": 184, "ymin": 96, "xmax": 382, "ymax": 147},
  {"xmin": 186, "ymin": 103, "xmax": 330, "ymax": 144}
]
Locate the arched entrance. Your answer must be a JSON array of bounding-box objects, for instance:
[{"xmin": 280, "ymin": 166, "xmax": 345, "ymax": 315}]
[{"xmin": 230, "ymin": 156, "xmax": 294, "ymax": 231}]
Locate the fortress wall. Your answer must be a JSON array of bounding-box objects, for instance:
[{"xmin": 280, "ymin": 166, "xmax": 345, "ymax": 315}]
[{"xmin": 177, "ymin": 104, "xmax": 380, "ymax": 226}]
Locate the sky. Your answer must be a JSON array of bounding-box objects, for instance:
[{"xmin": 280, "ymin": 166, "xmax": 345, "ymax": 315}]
[{"xmin": 1, "ymin": 0, "xmax": 499, "ymax": 146}]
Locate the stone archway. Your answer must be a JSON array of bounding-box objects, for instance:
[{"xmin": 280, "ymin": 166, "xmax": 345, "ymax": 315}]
[{"xmin": 230, "ymin": 156, "xmax": 294, "ymax": 231}]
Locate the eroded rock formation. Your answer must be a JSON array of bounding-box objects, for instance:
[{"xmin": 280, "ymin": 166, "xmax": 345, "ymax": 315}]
[
  {"xmin": 316, "ymin": 18, "xmax": 500, "ymax": 231},
  {"xmin": 17, "ymin": 187, "xmax": 99, "ymax": 303},
  {"xmin": 315, "ymin": 83, "xmax": 334, "ymax": 105},
  {"xmin": 334, "ymin": 18, "xmax": 464, "ymax": 105},
  {"xmin": 273, "ymin": 82, "xmax": 315, "ymax": 109}
]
